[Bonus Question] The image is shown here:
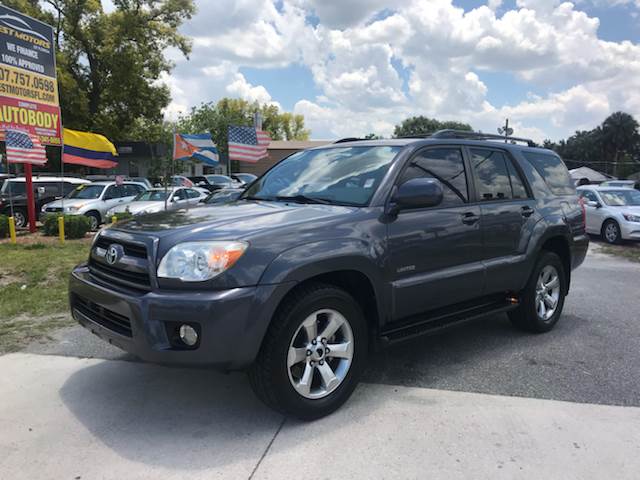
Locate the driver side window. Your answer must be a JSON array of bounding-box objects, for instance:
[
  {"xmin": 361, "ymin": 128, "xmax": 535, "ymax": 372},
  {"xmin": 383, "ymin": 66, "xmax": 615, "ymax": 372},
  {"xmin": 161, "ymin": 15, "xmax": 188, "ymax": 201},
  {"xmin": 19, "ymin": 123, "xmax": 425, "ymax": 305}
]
[{"xmin": 398, "ymin": 148, "xmax": 468, "ymax": 207}]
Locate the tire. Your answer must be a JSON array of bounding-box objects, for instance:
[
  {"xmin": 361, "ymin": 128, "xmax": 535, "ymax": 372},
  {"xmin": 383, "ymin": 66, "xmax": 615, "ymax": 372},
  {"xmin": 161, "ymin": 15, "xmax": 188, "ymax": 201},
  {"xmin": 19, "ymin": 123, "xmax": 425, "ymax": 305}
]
[
  {"xmin": 85, "ymin": 211, "xmax": 101, "ymax": 231},
  {"xmin": 12, "ymin": 208, "xmax": 27, "ymax": 229},
  {"xmin": 509, "ymin": 251, "xmax": 566, "ymax": 333},
  {"xmin": 602, "ymin": 219, "xmax": 621, "ymax": 244},
  {"xmin": 248, "ymin": 283, "xmax": 367, "ymax": 420}
]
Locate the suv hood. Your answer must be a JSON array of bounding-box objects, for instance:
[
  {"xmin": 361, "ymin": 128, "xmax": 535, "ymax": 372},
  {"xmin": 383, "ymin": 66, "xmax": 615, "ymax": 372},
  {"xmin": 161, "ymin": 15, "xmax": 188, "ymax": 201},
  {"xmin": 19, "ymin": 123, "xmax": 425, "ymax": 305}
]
[
  {"xmin": 44, "ymin": 198, "xmax": 96, "ymax": 209},
  {"xmin": 113, "ymin": 200, "xmax": 355, "ymax": 240}
]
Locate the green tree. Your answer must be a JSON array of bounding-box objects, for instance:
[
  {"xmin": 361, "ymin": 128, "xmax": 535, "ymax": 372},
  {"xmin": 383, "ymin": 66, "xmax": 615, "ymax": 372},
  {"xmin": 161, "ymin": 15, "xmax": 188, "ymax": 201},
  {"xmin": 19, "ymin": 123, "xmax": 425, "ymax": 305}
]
[
  {"xmin": 393, "ymin": 116, "xmax": 472, "ymax": 137},
  {"xmin": 601, "ymin": 112, "xmax": 640, "ymax": 176},
  {"xmin": 4, "ymin": 0, "xmax": 195, "ymax": 141}
]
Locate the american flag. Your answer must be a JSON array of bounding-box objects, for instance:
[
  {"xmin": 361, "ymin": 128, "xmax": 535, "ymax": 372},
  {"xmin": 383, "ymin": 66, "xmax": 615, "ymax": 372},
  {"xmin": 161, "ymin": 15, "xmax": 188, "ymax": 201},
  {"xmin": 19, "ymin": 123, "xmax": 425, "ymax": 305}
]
[
  {"xmin": 228, "ymin": 126, "xmax": 270, "ymax": 162},
  {"xmin": 5, "ymin": 130, "xmax": 47, "ymax": 165}
]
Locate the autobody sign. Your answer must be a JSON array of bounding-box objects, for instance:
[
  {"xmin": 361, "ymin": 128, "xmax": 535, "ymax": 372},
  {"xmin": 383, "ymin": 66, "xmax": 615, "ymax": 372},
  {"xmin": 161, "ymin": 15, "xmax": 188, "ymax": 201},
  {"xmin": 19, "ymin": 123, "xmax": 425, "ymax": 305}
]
[{"xmin": 0, "ymin": 5, "xmax": 61, "ymax": 145}]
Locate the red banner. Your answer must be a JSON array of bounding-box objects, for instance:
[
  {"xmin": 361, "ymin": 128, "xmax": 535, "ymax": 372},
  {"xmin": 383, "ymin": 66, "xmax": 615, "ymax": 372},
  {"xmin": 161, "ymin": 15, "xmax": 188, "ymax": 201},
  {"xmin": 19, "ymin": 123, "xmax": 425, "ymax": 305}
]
[{"xmin": 0, "ymin": 95, "xmax": 61, "ymax": 145}]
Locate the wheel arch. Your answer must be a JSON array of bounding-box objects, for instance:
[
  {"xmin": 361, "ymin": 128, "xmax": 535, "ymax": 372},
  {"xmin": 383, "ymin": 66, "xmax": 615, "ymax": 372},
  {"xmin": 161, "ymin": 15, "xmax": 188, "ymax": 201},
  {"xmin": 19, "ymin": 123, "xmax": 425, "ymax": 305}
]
[{"xmin": 539, "ymin": 235, "xmax": 571, "ymax": 292}]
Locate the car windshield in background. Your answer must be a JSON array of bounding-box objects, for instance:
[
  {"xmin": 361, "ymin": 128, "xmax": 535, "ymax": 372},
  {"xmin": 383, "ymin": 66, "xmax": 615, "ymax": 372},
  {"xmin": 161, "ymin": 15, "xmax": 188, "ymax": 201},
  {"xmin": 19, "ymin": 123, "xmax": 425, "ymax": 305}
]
[
  {"xmin": 66, "ymin": 184, "xmax": 104, "ymax": 199},
  {"xmin": 600, "ymin": 189, "xmax": 640, "ymax": 206},
  {"xmin": 0, "ymin": 181, "xmax": 26, "ymax": 196},
  {"xmin": 134, "ymin": 190, "xmax": 170, "ymax": 201},
  {"xmin": 205, "ymin": 190, "xmax": 241, "ymax": 204},
  {"xmin": 206, "ymin": 175, "xmax": 232, "ymax": 184},
  {"xmin": 243, "ymin": 146, "xmax": 401, "ymax": 206}
]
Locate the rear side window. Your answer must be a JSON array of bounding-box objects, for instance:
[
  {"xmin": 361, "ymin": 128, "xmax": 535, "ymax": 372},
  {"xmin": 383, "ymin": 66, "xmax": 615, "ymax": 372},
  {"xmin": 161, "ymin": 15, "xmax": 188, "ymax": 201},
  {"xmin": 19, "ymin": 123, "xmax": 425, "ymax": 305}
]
[
  {"xmin": 470, "ymin": 149, "xmax": 521, "ymax": 201},
  {"xmin": 399, "ymin": 148, "xmax": 468, "ymax": 206},
  {"xmin": 522, "ymin": 152, "xmax": 575, "ymax": 196}
]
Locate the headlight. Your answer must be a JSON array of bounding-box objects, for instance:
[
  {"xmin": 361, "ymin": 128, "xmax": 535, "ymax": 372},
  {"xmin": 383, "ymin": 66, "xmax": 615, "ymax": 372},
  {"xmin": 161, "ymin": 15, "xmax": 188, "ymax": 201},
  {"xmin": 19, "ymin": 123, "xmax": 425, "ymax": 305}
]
[
  {"xmin": 65, "ymin": 206, "xmax": 79, "ymax": 212},
  {"xmin": 157, "ymin": 241, "xmax": 248, "ymax": 282},
  {"xmin": 623, "ymin": 213, "xmax": 640, "ymax": 222}
]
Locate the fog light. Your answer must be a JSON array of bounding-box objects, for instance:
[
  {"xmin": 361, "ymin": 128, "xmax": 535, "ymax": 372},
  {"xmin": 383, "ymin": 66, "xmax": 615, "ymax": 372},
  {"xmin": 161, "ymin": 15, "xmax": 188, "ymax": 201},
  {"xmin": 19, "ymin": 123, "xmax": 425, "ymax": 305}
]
[{"xmin": 179, "ymin": 324, "xmax": 198, "ymax": 346}]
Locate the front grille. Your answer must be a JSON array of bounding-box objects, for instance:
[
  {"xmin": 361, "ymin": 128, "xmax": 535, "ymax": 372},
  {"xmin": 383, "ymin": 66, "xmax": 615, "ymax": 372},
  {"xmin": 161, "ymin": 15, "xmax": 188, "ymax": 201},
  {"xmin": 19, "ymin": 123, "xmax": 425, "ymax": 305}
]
[
  {"xmin": 90, "ymin": 237, "xmax": 152, "ymax": 290},
  {"xmin": 89, "ymin": 259, "xmax": 151, "ymax": 289},
  {"xmin": 72, "ymin": 294, "xmax": 132, "ymax": 337},
  {"xmin": 94, "ymin": 237, "xmax": 147, "ymax": 259}
]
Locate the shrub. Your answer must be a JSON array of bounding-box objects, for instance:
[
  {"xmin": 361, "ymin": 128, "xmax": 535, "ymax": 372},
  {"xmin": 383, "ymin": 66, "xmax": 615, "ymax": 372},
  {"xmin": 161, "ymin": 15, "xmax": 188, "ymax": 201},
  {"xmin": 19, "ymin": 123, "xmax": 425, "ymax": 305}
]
[
  {"xmin": 110, "ymin": 211, "xmax": 133, "ymax": 222},
  {"xmin": 42, "ymin": 214, "xmax": 91, "ymax": 239},
  {"xmin": 0, "ymin": 214, "xmax": 8, "ymax": 238}
]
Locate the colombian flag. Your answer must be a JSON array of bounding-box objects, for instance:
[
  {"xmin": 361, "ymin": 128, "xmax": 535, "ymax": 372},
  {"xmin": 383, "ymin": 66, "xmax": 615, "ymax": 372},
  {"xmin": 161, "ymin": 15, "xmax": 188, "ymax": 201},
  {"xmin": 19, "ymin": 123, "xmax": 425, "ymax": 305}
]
[{"xmin": 63, "ymin": 128, "xmax": 118, "ymax": 169}]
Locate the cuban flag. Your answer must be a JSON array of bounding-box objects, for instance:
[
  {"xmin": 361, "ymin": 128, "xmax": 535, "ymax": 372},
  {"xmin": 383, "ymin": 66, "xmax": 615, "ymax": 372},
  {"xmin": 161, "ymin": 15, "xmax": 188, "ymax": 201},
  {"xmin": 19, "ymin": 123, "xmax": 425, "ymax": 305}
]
[{"xmin": 173, "ymin": 133, "xmax": 219, "ymax": 166}]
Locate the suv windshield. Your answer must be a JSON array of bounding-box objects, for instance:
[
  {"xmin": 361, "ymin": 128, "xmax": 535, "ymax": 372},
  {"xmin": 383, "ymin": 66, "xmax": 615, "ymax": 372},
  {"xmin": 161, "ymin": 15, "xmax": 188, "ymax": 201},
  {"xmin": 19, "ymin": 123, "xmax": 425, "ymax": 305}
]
[
  {"xmin": 243, "ymin": 146, "xmax": 401, "ymax": 206},
  {"xmin": 134, "ymin": 190, "xmax": 170, "ymax": 201},
  {"xmin": 66, "ymin": 184, "xmax": 105, "ymax": 199},
  {"xmin": 600, "ymin": 189, "xmax": 640, "ymax": 206}
]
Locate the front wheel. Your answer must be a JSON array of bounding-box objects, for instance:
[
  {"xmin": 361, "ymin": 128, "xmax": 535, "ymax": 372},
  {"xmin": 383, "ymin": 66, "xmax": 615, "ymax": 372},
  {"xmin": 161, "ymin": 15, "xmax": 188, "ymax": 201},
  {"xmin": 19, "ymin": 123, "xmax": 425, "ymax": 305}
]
[
  {"xmin": 509, "ymin": 251, "xmax": 566, "ymax": 333},
  {"xmin": 12, "ymin": 208, "xmax": 27, "ymax": 229},
  {"xmin": 248, "ymin": 283, "xmax": 367, "ymax": 420},
  {"xmin": 602, "ymin": 219, "xmax": 621, "ymax": 244},
  {"xmin": 85, "ymin": 211, "xmax": 101, "ymax": 231}
]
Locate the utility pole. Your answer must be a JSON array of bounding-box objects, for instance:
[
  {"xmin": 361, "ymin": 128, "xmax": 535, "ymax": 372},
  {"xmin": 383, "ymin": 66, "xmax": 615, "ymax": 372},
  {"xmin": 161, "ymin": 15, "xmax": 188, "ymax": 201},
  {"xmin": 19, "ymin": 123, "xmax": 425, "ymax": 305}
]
[{"xmin": 497, "ymin": 119, "xmax": 513, "ymax": 143}]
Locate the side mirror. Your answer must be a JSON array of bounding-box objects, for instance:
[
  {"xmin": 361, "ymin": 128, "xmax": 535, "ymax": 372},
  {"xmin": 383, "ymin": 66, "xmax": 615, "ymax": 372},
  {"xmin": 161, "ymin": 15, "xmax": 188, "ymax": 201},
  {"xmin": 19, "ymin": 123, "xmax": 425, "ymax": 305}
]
[
  {"xmin": 393, "ymin": 178, "xmax": 443, "ymax": 210},
  {"xmin": 37, "ymin": 186, "xmax": 46, "ymax": 196},
  {"xmin": 586, "ymin": 200, "xmax": 600, "ymax": 208}
]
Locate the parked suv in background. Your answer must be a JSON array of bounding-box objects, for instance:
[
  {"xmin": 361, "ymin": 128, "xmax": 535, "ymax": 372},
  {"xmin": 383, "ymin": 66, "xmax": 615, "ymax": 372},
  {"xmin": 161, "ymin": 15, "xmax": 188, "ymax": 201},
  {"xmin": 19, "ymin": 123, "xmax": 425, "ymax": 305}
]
[
  {"xmin": 69, "ymin": 131, "xmax": 588, "ymax": 419},
  {"xmin": 577, "ymin": 186, "xmax": 640, "ymax": 243},
  {"xmin": 0, "ymin": 176, "xmax": 90, "ymax": 228},
  {"xmin": 42, "ymin": 181, "xmax": 148, "ymax": 230}
]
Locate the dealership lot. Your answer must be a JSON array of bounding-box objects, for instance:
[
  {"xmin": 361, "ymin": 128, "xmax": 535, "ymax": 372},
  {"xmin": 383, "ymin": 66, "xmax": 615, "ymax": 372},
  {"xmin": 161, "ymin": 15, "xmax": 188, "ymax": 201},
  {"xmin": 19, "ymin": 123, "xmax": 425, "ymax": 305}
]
[{"xmin": 2, "ymin": 245, "xmax": 640, "ymax": 479}]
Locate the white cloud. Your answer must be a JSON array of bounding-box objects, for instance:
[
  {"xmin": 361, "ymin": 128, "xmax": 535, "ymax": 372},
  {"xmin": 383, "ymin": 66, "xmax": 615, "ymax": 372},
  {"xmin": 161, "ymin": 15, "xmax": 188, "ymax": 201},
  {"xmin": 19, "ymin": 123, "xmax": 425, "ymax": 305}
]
[{"xmin": 161, "ymin": 0, "xmax": 640, "ymax": 141}]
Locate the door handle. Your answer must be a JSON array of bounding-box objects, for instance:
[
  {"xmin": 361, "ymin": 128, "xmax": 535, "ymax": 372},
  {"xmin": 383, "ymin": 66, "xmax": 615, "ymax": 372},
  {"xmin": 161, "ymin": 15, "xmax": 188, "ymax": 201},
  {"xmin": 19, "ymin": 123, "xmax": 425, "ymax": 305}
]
[
  {"xmin": 521, "ymin": 206, "xmax": 534, "ymax": 218},
  {"xmin": 461, "ymin": 212, "xmax": 479, "ymax": 225}
]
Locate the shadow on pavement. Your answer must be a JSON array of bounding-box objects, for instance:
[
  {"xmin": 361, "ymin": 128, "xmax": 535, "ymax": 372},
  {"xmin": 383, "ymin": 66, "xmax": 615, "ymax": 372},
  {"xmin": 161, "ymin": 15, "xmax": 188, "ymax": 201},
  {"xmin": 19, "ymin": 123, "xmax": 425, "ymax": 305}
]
[{"xmin": 59, "ymin": 361, "xmax": 284, "ymax": 471}]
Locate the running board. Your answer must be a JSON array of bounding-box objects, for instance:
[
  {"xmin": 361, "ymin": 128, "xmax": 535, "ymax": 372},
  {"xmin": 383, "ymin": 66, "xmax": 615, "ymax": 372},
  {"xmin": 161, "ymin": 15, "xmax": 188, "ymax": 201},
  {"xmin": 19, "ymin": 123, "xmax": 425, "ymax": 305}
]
[{"xmin": 380, "ymin": 297, "xmax": 519, "ymax": 345}]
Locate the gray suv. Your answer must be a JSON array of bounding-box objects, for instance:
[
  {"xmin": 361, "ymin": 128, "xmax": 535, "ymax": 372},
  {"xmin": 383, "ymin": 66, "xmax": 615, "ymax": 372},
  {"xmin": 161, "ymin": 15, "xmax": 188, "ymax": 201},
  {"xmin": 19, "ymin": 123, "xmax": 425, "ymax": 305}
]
[{"xmin": 69, "ymin": 131, "xmax": 588, "ymax": 419}]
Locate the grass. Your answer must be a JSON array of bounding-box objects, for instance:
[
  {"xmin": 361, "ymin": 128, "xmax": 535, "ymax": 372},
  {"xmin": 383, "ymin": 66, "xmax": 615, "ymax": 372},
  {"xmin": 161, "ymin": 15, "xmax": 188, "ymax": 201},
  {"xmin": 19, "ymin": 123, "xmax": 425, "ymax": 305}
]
[
  {"xmin": 599, "ymin": 243, "xmax": 640, "ymax": 263},
  {"xmin": 0, "ymin": 237, "xmax": 92, "ymax": 353}
]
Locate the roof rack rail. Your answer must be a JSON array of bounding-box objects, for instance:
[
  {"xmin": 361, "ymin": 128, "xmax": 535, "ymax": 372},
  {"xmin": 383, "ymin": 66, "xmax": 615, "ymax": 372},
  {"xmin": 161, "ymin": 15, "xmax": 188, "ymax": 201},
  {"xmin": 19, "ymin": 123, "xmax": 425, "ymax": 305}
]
[
  {"xmin": 430, "ymin": 129, "xmax": 536, "ymax": 147},
  {"xmin": 333, "ymin": 137, "xmax": 364, "ymax": 144}
]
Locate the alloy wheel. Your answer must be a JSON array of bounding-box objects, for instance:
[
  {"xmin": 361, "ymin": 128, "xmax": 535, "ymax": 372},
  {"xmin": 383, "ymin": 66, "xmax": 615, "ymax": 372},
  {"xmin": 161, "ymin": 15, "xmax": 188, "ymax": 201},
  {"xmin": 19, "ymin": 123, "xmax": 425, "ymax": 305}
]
[
  {"xmin": 605, "ymin": 223, "xmax": 619, "ymax": 243},
  {"xmin": 287, "ymin": 309, "xmax": 354, "ymax": 400},
  {"xmin": 535, "ymin": 265, "xmax": 560, "ymax": 321}
]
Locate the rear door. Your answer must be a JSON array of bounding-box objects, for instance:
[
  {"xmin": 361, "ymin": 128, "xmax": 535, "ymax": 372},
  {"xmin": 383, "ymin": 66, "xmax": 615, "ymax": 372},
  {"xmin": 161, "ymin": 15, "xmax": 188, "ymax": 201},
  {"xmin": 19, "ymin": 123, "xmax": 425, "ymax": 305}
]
[
  {"xmin": 467, "ymin": 147, "xmax": 537, "ymax": 294},
  {"xmin": 386, "ymin": 146, "xmax": 485, "ymax": 321}
]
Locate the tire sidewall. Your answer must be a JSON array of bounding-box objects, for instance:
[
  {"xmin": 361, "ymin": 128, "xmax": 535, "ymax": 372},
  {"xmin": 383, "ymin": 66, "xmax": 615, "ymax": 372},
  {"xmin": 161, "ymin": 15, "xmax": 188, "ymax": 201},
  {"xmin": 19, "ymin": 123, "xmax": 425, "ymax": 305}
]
[
  {"xmin": 86, "ymin": 212, "xmax": 100, "ymax": 231},
  {"xmin": 268, "ymin": 288, "xmax": 367, "ymax": 419},
  {"xmin": 524, "ymin": 252, "xmax": 566, "ymax": 332},
  {"xmin": 13, "ymin": 209, "xmax": 26, "ymax": 228}
]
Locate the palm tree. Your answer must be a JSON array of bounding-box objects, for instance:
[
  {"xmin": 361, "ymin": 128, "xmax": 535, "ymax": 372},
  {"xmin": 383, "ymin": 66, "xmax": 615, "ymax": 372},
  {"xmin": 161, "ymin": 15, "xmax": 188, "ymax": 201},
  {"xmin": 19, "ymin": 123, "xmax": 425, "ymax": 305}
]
[{"xmin": 601, "ymin": 112, "xmax": 640, "ymax": 176}]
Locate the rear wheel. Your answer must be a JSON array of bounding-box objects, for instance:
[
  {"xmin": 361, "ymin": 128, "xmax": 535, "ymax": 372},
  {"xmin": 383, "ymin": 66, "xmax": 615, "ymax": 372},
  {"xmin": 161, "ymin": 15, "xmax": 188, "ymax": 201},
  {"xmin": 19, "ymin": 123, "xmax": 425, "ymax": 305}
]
[
  {"xmin": 509, "ymin": 251, "xmax": 566, "ymax": 333},
  {"xmin": 602, "ymin": 219, "xmax": 621, "ymax": 244},
  {"xmin": 12, "ymin": 208, "xmax": 27, "ymax": 229},
  {"xmin": 248, "ymin": 283, "xmax": 367, "ymax": 420}
]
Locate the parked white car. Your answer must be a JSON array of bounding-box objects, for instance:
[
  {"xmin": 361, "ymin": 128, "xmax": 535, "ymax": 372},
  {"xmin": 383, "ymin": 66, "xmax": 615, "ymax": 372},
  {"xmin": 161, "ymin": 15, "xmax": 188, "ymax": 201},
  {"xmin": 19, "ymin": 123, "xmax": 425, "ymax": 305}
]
[
  {"xmin": 106, "ymin": 187, "xmax": 207, "ymax": 217},
  {"xmin": 599, "ymin": 180, "xmax": 639, "ymax": 190},
  {"xmin": 577, "ymin": 186, "xmax": 640, "ymax": 243},
  {"xmin": 41, "ymin": 181, "xmax": 148, "ymax": 230}
]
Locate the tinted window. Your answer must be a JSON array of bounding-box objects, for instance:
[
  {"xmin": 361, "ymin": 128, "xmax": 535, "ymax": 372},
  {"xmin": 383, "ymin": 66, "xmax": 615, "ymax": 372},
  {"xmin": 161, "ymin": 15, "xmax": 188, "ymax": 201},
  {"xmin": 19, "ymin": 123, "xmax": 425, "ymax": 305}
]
[
  {"xmin": 124, "ymin": 184, "xmax": 143, "ymax": 197},
  {"xmin": 399, "ymin": 148, "xmax": 468, "ymax": 206},
  {"xmin": 38, "ymin": 182, "xmax": 62, "ymax": 197},
  {"xmin": 186, "ymin": 189, "xmax": 201, "ymax": 199},
  {"xmin": 522, "ymin": 152, "xmax": 575, "ymax": 195},
  {"xmin": 470, "ymin": 149, "xmax": 513, "ymax": 201},
  {"xmin": 173, "ymin": 189, "xmax": 186, "ymax": 200},
  {"xmin": 506, "ymin": 160, "xmax": 528, "ymax": 199}
]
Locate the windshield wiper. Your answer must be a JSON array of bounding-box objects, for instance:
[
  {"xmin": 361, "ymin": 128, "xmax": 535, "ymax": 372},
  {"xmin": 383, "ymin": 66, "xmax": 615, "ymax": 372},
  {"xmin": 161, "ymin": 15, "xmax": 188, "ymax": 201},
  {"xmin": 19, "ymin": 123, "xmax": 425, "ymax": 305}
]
[{"xmin": 276, "ymin": 195, "xmax": 332, "ymax": 205}]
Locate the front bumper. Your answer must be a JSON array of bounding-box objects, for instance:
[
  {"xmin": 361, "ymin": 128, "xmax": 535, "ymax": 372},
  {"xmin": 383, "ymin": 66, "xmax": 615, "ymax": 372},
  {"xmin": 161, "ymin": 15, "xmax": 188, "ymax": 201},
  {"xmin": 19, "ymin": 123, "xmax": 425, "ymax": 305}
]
[
  {"xmin": 620, "ymin": 222, "xmax": 640, "ymax": 241},
  {"xmin": 69, "ymin": 265, "xmax": 295, "ymax": 370}
]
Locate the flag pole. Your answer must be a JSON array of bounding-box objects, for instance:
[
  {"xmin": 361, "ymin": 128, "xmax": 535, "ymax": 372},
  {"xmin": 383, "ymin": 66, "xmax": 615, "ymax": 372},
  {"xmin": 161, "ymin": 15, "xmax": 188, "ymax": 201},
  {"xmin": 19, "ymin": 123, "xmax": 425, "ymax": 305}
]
[{"xmin": 226, "ymin": 125, "xmax": 232, "ymax": 176}]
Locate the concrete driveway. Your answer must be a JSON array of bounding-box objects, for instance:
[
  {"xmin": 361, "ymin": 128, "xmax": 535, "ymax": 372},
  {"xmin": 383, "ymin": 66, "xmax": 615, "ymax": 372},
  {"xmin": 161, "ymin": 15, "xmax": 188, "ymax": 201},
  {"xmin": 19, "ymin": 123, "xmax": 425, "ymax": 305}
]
[{"xmin": 2, "ymin": 245, "xmax": 640, "ymax": 479}]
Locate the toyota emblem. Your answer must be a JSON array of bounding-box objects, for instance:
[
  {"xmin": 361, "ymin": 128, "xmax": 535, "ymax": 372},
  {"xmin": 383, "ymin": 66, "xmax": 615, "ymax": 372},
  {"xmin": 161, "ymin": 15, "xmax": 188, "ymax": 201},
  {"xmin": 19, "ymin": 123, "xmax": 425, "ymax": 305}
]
[{"xmin": 105, "ymin": 244, "xmax": 122, "ymax": 265}]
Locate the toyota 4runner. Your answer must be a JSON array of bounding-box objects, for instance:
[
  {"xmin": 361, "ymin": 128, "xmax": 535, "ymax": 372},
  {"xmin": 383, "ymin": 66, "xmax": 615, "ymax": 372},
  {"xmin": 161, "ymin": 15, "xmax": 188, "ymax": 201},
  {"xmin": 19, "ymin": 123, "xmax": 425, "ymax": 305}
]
[{"xmin": 69, "ymin": 130, "xmax": 588, "ymax": 419}]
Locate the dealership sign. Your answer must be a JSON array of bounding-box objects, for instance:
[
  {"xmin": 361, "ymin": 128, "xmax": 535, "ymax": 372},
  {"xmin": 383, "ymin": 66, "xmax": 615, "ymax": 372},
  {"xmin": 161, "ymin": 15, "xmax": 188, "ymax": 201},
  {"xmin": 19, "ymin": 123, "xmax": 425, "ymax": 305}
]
[{"xmin": 0, "ymin": 5, "xmax": 61, "ymax": 145}]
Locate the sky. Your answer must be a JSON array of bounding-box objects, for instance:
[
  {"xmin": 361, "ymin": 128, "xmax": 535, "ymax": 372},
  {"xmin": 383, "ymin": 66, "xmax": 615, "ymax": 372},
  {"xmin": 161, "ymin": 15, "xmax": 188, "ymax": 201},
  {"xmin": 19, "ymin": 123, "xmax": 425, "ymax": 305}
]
[{"xmin": 144, "ymin": 0, "xmax": 640, "ymax": 142}]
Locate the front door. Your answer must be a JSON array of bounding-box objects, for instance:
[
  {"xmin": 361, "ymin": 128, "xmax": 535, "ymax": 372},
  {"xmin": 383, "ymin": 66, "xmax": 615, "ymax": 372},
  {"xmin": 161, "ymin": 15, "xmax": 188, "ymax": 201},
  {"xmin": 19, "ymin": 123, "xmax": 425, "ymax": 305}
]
[
  {"xmin": 468, "ymin": 147, "xmax": 537, "ymax": 294},
  {"xmin": 387, "ymin": 146, "xmax": 485, "ymax": 322}
]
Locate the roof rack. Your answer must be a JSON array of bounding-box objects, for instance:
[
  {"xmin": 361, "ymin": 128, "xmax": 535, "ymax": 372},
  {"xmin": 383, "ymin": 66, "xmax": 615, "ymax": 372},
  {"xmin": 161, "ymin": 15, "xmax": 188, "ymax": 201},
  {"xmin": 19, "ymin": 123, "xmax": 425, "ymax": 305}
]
[{"xmin": 430, "ymin": 129, "xmax": 537, "ymax": 147}]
